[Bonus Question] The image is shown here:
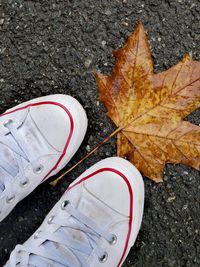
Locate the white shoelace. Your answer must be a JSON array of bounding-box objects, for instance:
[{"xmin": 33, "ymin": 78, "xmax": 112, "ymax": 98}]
[
  {"xmin": 9, "ymin": 201, "xmax": 117, "ymax": 267},
  {"xmin": 0, "ymin": 119, "xmax": 42, "ymax": 203}
]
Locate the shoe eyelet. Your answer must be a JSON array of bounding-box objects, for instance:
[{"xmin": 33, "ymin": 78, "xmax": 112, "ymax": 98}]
[
  {"xmin": 47, "ymin": 215, "xmax": 55, "ymax": 224},
  {"xmin": 19, "ymin": 179, "xmax": 29, "ymax": 188},
  {"xmin": 34, "ymin": 230, "xmax": 41, "ymax": 239},
  {"xmin": 33, "ymin": 164, "xmax": 44, "ymax": 174},
  {"xmin": 109, "ymin": 234, "xmax": 117, "ymax": 245},
  {"xmin": 3, "ymin": 119, "xmax": 13, "ymax": 127},
  {"xmin": 99, "ymin": 252, "xmax": 108, "ymax": 263},
  {"xmin": 6, "ymin": 195, "xmax": 15, "ymax": 204},
  {"xmin": 61, "ymin": 200, "xmax": 70, "ymax": 210}
]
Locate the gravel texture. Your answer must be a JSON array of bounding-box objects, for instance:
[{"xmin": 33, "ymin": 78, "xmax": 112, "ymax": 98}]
[{"xmin": 0, "ymin": 0, "xmax": 200, "ymax": 266}]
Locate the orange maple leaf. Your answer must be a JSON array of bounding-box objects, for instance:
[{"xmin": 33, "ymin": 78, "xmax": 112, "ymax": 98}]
[{"xmin": 95, "ymin": 22, "xmax": 200, "ymax": 182}]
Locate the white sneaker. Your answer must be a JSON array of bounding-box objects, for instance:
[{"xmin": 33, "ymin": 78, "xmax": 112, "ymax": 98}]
[
  {"xmin": 5, "ymin": 157, "xmax": 144, "ymax": 267},
  {"xmin": 0, "ymin": 94, "xmax": 88, "ymax": 222}
]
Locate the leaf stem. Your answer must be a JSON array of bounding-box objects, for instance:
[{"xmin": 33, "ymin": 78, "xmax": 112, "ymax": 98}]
[{"xmin": 50, "ymin": 126, "xmax": 122, "ymax": 186}]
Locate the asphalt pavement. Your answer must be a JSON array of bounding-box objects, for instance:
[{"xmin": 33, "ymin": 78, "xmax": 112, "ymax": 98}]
[{"xmin": 0, "ymin": 0, "xmax": 199, "ymax": 266}]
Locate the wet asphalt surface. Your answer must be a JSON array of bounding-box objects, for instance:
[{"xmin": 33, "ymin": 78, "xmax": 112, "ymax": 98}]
[{"xmin": 0, "ymin": 0, "xmax": 200, "ymax": 266}]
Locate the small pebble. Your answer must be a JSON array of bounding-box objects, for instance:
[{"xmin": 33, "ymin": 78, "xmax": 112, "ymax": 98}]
[
  {"xmin": 105, "ymin": 10, "xmax": 112, "ymax": 16},
  {"xmin": 102, "ymin": 40, "xmax": 106, "ymax": 47},
  {"xmin": 0, "ymin": 18, "xmax": 4, "ymax": 25},
  {"xmin": 0, "ymin": 47, "xmax": 6, "ymax": 54},
  {"xmin": 86, "ymin": 145, "xmax": 90, "ymax": 152},
  {"xmin": 37, "ymin": 40, "xmax": 42, "ymax": 45},
  {"xmin": 182, "ymin": 204, "xmax": 188, "ymax": 210},
  {"xmin": 167, "ymin": 195, "xmax": 176, "ymax": 202},
  {"xmin": 190, "ymin": 3, "xmax": 196, "ymax": 9},
  {"xmin": 84, "ymin": 58, "xmax": 92, "ymax": 68},
  {"xmin": 122, "ymin": 21, "xmax": 128, "ymax": 26}
]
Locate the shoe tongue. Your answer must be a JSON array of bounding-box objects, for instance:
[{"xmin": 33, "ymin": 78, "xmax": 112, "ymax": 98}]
[
  {"xmin": 0, "ymin": 111, "xmax": 54, "ymax": 179},
  {"xmin": 0, "ymin": 169, "xmax": 6, "ymax": 193},
  {"xmin": 0, "ymin": 111, "xmax": 48, "ymax": 197},
  {"xmin": 0, "ymin": 143, "xmax": 18, "ymax": 177},
  {"xmin": 17, "ymin": 112, "xmax": 52, "ymax": 161},
  {"xmin": 77, "ymin": 188, "xmax": 116, "ymax": 225},
  {"xmin": 0, "ymin": 113, "xmax": 39, "ymax": 178}
]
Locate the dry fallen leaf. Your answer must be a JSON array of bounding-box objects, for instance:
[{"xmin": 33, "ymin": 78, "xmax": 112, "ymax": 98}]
[{"xmin": 95, "ymin": 22, "xmax": 200, "ymax": 182}]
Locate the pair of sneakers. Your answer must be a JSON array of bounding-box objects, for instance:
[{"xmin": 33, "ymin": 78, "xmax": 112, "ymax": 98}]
[{"xmin": 0, "ymin": 94, "xmax": 144, "ymax": 267}]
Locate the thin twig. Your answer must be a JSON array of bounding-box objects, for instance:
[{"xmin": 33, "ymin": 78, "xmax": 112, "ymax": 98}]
[{"xmin": 50, "ymin": 127, "xmax": 122, "ymax": 186}]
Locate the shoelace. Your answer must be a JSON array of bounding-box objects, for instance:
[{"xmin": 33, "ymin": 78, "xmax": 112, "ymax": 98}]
[
  {"xmin": 9, "ymin": 201, "xmax": 117, "ymax": 267},
  {"xmin": 0, "ymin": 119, "xmax": 43, "ymax": 203}
]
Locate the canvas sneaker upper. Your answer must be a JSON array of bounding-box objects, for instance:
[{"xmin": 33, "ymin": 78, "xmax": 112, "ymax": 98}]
[
  {"xmin": 5, "ymin": 157, "xmax": 144, "ymax": 267},
  {"xmin": 0, "ymin": 94, "xmax": 88, "ymax": 222}
]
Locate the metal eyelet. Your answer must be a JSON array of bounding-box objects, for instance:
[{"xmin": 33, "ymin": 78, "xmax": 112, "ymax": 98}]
[
  {"xmin": 109, "ymin": 234, "xmax": 117, "ymax": 245},
  {"xmin": 3, "ymin": 119, "xmax": 13, "ymax": 127},
  {"xmin": 99, "ymin": 252, "xmax": 108, "ymax": 263},
  {"xmin": 34, "ymin": 230, "xmax": 41, "ymax": 239},
  {"xmin": 61, "ymin": 200, "xmax": 70, "ymax": 210},
  {"xmin": 19, "ymin": 179, "xmax": 29, "ymax": 188},
  {"xmin": 47, "ymin": 215, "xmax": 55, "ymax": 224},
  {"xmin": 33, "ymin": 164, "xmax": 44, "ymax": 174},
  {"xmin": 6, "ymin": 195, "xmax": 15, "ymax": 204}
]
